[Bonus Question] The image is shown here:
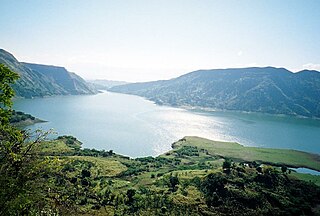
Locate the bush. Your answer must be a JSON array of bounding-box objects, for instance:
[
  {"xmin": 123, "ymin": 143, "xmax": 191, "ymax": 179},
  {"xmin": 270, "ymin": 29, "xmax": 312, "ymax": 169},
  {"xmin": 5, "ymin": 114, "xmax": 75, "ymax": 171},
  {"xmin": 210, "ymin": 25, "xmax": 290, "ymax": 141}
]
[{"xmin": 81, "ymin": 169, "xmax": 91, "ymax": 178}]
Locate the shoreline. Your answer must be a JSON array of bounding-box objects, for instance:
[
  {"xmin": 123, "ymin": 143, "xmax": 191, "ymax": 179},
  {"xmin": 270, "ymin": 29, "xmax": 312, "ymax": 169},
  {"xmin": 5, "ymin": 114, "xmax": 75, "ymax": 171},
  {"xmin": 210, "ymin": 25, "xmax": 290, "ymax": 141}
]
[
  {"xmin": 157, "ymin": 101, "xmax": 320, "ymax": 121},
  {"xmin": 108, "ymin": 90, "xmax": 320, "ymax": 121},
  {"xmin": 170, "ymin": 136, "xmax": 320, "ymax": 172},
  {"xmin": 12, "ymin": 118, "xmax": 47, "ymax": 128}
]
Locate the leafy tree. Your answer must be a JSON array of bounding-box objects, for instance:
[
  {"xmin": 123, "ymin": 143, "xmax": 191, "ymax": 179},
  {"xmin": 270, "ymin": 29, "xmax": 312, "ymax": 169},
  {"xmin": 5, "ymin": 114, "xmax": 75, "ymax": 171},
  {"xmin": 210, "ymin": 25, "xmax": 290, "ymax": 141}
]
[
  {"xmin": 126, "ymin": 189, "xmax": 136, "ymax": 205},
  {"xmin": 0, "ymin": 64, "xmax": 54, "ymax": 215},
  {"xmin": 169, "ymin": 175, "xmax": 179, "ymax": 192},
  {"xmin": 223, "ymin": 158, "xmax": 232, "ymax": 174},
  {"xmin": 256, "ymin": 166, "xmax": 263, "ymax": 173},
  {"xmin": 201, "ymin": 173, "xmax": 227, "ymax": 207},
  {"xmin": 0, "ymin": 64, "xmax": 19, "ymax": 124},
  {"xmin": 81, "ymin": 169, "xmax": 91, "ymax": 178},
  {"xmin": 281, "ymin": 165, "xmax": 288, "ymax": 173},
  {"xmin": 222, "ymin": 158, "xmax": 232, "ymax": 169}
]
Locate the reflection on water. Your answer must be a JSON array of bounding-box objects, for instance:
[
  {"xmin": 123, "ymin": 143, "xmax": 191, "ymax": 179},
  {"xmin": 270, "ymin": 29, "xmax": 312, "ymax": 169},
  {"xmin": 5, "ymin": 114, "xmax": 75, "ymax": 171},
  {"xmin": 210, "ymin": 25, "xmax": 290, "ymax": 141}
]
[{"xmin": 13, "ymin": 92, "xmax": 320, "ymax": 157}]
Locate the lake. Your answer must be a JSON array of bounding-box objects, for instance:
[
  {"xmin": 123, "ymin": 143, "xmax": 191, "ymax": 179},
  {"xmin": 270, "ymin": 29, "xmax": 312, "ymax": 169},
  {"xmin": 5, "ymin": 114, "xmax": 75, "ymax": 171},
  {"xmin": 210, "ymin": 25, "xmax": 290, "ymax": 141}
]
[{"xmin": 13, "ymin": 91, "xmax": 320, "ymax": 157}]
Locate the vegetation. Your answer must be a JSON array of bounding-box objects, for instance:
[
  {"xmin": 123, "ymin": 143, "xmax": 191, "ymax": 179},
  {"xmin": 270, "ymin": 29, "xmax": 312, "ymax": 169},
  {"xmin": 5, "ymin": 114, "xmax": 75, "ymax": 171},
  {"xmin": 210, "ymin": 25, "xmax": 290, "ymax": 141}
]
[
  {"xmin": 9, "ymin": 110, "xmax": 45, "ymax": 127},
  {"xmin": 110, "ymin": 67, "xmax": 320, "ymax": 118},
  {"xmin": 25, "ymin": 62, "xmax": 97, "ymax": 95},
  {"xmin": 171, "ymin": 136, "xmax": 320, "ymax": 171},
  {"xmin": 0, "ymin": 64, "xmax": 55, "ymax": 215},
  {"xmin": 0, "ymin": 64, "xmax": 19, "ymax": 124},
  {"xmin": 13, "ymin": 135, "xmax": 318, "ymax": 215},
  {"xmin": 1, "ymin": 64, "xmax": 320, "ymax": 215}
]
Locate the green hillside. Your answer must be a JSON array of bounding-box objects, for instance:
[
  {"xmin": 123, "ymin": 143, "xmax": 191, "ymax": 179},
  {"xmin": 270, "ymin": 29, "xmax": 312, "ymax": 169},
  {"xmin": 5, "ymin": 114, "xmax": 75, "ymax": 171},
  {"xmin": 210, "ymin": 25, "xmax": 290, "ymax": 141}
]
[
  {"xmin": 0, "ymin": 49, "xmax": 96, "ymax": 98},
  {"xmin": 171, "ymin": 136, "xmax": 320, "ymax": 171},
  {"xmin": 24, "ymin": 63, "xmax": 96, "ymax": 95},
  {"xmin": 8, "ymin": 135, "xmax": 318, "ymax": 215},
  {"xmin": 110, "ymin": 67, "xmax": 320, "ymax": 118}
]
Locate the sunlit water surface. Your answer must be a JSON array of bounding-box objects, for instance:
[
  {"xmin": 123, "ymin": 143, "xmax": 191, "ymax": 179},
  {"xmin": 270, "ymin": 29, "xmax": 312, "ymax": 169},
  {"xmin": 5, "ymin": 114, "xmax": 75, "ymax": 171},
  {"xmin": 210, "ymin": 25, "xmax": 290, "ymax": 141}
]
[{"xmin": 13, "ymin": 92, "xmax": 320, "ymax": 157}]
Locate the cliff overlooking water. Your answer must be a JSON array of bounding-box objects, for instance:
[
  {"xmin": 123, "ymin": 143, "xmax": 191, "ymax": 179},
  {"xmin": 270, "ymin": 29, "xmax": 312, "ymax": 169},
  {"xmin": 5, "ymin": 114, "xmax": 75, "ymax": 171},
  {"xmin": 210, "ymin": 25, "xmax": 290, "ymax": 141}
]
[{"xmin": 0, "ymin": 49, "xmax": 96, "ymax": 98}]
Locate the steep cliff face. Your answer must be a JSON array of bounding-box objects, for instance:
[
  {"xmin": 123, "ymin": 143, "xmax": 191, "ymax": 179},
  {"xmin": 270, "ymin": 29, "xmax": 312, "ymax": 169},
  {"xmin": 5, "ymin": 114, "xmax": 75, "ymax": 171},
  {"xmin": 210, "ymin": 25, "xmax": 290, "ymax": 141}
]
[
  {"xmin": 24, "ymin": 63, "xmax": 96, "ymax": 95},
  {"xmin": 0, "ymin": 49, "xmax": 96, "ymax": 98},
  {"xmin": 110, "ymin": 67, "xmax": 320, "ymax": 118}
]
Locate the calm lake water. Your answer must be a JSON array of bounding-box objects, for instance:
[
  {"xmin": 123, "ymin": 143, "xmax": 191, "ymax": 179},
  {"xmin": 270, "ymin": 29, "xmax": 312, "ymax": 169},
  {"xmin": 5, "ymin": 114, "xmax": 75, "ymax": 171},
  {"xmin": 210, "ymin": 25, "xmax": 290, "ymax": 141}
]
[{"xmin": 13, "ymin": 92, "xmax": 320, "ymax": 157}]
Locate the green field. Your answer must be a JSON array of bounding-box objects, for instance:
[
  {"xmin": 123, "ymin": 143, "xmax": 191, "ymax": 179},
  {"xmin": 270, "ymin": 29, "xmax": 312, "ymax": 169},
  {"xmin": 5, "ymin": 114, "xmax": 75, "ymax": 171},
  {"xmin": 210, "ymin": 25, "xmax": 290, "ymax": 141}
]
[{"xmin": 170, "ymin": 136, "xmax": 320, "ymax": 171}]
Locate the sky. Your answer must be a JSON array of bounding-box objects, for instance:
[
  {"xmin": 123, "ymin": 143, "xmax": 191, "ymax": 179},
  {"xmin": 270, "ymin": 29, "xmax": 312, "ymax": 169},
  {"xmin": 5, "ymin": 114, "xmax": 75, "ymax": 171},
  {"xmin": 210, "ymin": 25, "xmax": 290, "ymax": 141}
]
[{"xmin": 1, "ymin": 0, "xmax": 320, "ymax": 82}]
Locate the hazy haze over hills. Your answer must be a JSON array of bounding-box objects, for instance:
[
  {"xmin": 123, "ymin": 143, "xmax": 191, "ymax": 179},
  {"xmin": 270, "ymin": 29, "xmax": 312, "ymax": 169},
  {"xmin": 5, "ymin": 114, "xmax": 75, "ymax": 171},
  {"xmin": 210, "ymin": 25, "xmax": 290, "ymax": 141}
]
[{"xmin": 87, "ymin": 79, "xmax": 128, "ymax": 90}]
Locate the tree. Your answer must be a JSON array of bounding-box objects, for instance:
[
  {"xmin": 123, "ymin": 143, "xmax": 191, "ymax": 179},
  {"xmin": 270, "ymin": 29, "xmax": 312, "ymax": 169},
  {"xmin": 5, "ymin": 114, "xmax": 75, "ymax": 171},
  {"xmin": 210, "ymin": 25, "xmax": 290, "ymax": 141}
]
[
  {"xmin": 169, "ymin": 175, "xmax": 179, "ymax": 192},
  {"xmin": 201, "ymin": 173, "xmax": 227, "ymax": 207},
  {"xmin": 0, "ymin": 64, "xmax": 19, "ymax": 124},
  {"xmin": 126, "ymin": 189, "xmax": 136, "ymax": 205},
  {"xmin": 223, "ymin": 158, "xmax": 232, "ymax": 174},
  {"xmin": 0, "ymin": 64, "xmax": 53, "ymax": 215},
  {"xmin": 256, "ymin": 166, "xmax": 263, "ymax": 173},
  {"xmin": 82, "ymin": 169, "xmax": 91, "ymax": 178},
  {"xmin": 223, "ymin": 158, "xmax": 232, "ymax": 169},
  {"xmin": 281, "ymin": 165, "xmax": 288, "ymax": 174}
]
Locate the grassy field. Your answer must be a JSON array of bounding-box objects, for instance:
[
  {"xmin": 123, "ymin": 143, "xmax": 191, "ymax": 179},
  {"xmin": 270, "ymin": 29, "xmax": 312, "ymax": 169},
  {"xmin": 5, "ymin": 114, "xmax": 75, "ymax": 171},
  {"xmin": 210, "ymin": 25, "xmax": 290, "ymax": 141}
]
[
  {"xmin": 290, "ymin": 172, "xmax": 320, "ymax": 186},
  {"xmin": 170, "ymin": 136, "xmax": 320, "ymax": 171},
  {"xmin": 41, "ymin": 140, "xmax": 74, "ymax": 154},
  {"xmin": 65, "ymin": 156, "xmax": 127, "ymax": 177}
]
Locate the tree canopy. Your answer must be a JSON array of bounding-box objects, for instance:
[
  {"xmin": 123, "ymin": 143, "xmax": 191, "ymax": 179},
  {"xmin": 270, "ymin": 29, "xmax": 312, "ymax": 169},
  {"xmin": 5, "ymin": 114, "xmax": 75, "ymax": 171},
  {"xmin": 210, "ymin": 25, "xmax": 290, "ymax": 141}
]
[
  {"xmin": 0, "ymin": 64, "xmax": 52, "ymax": 215},
  {"xmin": 0, "ymin": 64, "xmax": 19, "ymax": 124}
]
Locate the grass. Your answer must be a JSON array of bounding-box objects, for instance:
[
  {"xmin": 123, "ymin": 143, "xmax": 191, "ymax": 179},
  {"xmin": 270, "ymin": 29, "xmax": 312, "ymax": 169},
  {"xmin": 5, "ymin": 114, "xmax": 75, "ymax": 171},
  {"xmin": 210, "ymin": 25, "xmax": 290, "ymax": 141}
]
[
  {"xmin": 290, "ymin": 172, "xmax": 320, "ymax": 186},
  {"xmin": 172, "ymin": 136, "xmax": 320, "ymax": 171},
  {"xmin": 65, "ymin": 156, "xmax": 127, "ymax": 177},
  {"xmin": 40, "ymin": 140, "xmax": 74, "ymax": 154}
]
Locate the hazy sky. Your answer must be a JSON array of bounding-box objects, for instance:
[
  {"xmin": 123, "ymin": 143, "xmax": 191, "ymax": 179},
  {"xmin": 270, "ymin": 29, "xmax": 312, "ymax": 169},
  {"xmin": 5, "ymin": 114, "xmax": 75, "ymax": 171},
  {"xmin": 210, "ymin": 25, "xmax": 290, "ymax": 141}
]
[{"xmin": 1, "ymin": 0, "xmax": 320, "ymax": 81}]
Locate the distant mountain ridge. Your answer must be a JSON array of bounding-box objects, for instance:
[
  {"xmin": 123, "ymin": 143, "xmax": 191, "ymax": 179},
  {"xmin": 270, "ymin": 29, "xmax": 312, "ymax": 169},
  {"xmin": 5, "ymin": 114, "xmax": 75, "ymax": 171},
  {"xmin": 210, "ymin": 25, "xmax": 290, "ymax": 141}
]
[
  {"xmin": 110, "ymin": 67, "xmax": 320, "ymax": 118},
  {"xmin": 0, "ymin": 49, "xmax": 96, "ymax": 98},
  {"xmin": 87, "ymin": 79, "xmax": 128, "ymax": 90}
]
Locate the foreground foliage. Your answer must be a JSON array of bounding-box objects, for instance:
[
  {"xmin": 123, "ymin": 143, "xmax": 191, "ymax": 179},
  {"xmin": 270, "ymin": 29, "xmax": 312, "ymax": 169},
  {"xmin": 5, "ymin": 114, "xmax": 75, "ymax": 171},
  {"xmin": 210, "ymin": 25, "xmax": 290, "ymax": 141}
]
[
  {"xmin": 18, "ymin": 136, "xmax": 318, "ymax": 215},
  {"xmin": 0, "ymin": 64, "xmax": 55, "ymax": 215}
]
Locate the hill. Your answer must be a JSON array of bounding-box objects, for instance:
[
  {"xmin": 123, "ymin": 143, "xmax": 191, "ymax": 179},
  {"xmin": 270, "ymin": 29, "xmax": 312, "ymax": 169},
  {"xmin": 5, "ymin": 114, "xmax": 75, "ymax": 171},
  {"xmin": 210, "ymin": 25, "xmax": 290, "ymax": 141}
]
[
  {"xmin": 0, "ymin": 49, "xmax": 96, "ymax": 98},
  {"xmin": 87, "ymin": 79, "xmax": 128, "ymax": 90},
  {"xmin": 24, "ymin": 63, "xmax": 96, "ymax": 95},
  {"xmin": 110, "ymin": 67, "xmax": 320, "ymax": 118}
]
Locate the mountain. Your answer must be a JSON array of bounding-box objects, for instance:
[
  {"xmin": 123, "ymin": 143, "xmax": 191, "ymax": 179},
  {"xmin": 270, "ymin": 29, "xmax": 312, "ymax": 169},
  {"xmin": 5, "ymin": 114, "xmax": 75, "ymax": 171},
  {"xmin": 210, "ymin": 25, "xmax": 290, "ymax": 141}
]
[
  {"xmin": 24, "ymin": 63, "xmax": 96, "ymax": 95},
  {"xmin": 87, "ymin": 79, "xmax": 128, "ymax": 90},
  {"xmin": 110, "ymin": 67, "xmax": 320, "ymax": 118},
  {"xmin": 0, "ymin": 49, "xmax": 96, "ymax": 98}
]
